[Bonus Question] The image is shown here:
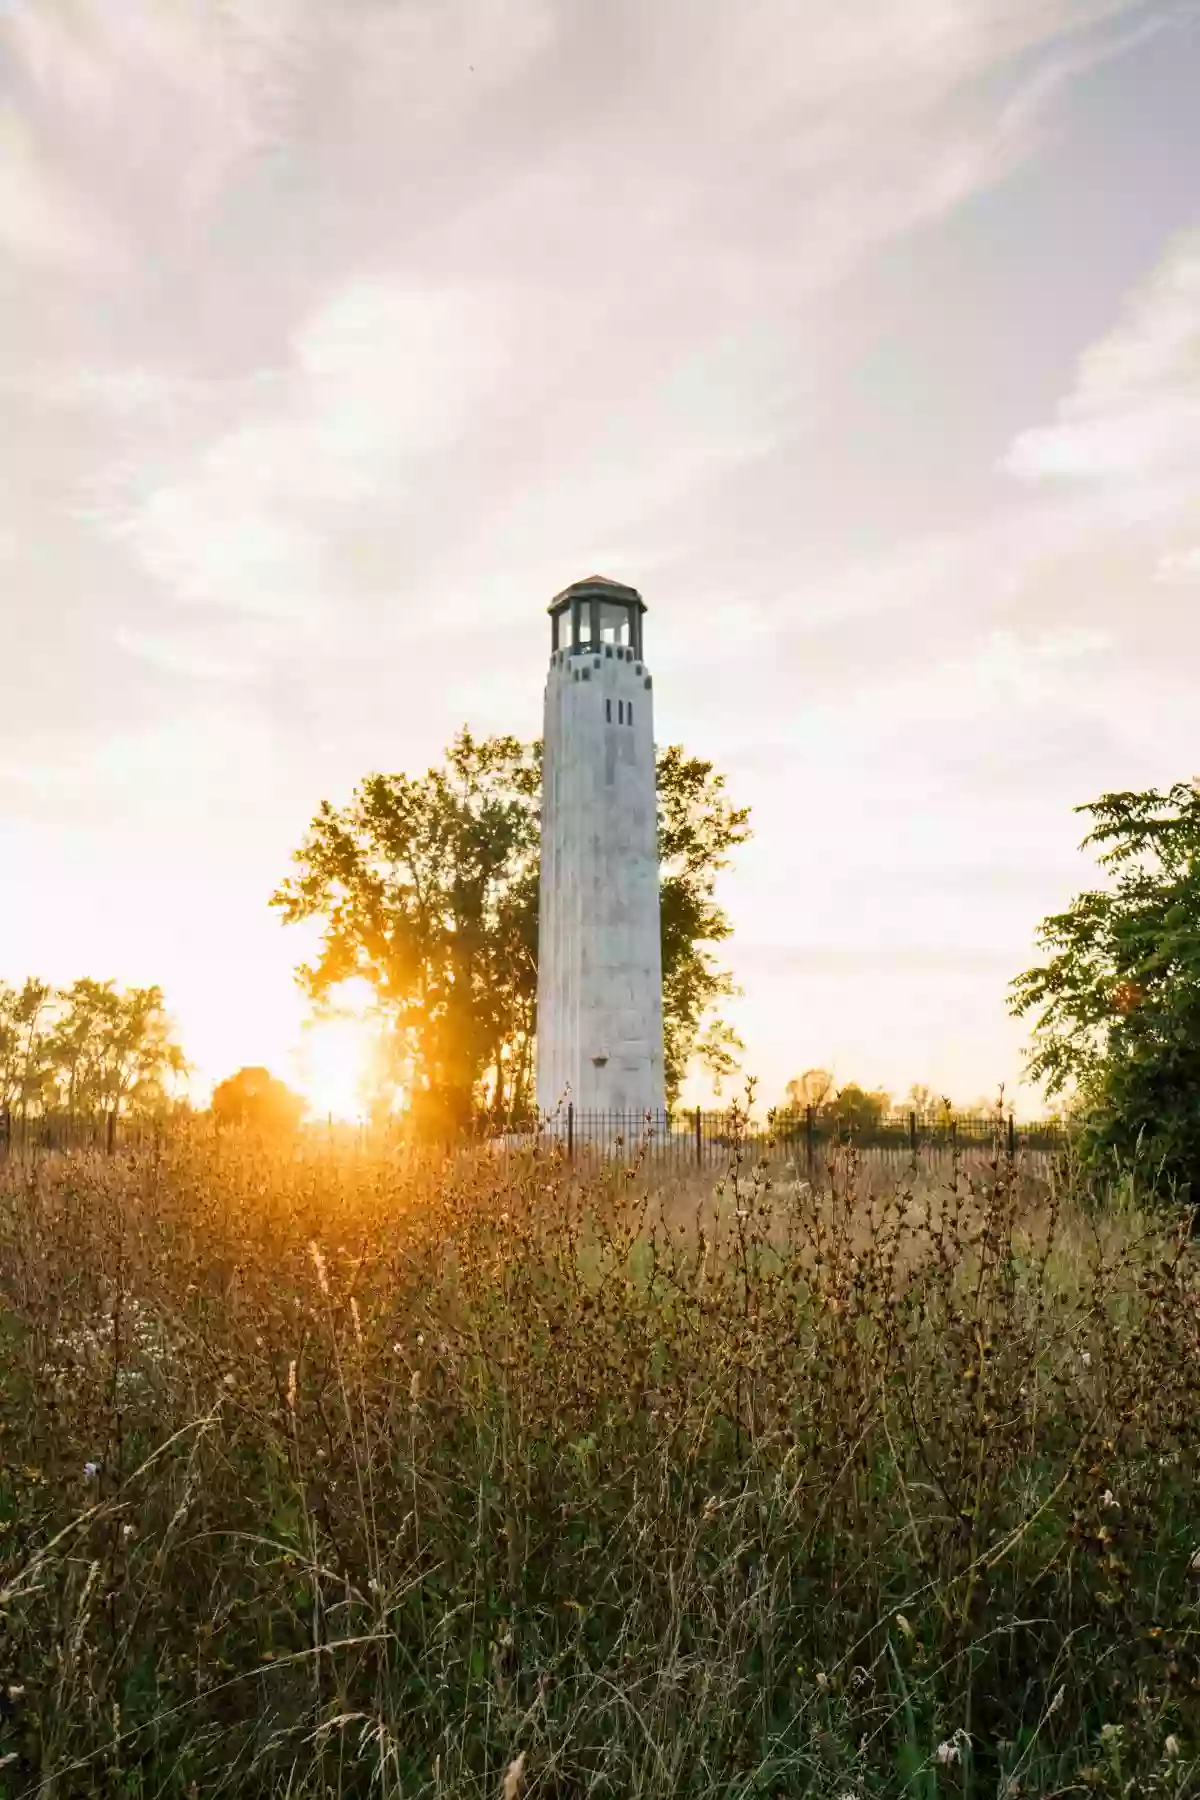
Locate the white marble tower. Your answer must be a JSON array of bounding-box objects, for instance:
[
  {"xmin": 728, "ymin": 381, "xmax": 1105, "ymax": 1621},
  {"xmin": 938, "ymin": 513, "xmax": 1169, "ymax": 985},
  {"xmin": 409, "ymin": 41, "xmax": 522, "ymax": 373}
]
[{"xmin": 536, "ymin": 575, "xmax": 666, "ymax": 1117}]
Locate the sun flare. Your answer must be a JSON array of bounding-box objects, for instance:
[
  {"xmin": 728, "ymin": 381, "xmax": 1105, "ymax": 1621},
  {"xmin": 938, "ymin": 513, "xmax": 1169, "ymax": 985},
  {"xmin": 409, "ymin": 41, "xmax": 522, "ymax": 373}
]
[{"xmin": 291, "ymin": 980, "xmax": 389, "ymax": 1123}]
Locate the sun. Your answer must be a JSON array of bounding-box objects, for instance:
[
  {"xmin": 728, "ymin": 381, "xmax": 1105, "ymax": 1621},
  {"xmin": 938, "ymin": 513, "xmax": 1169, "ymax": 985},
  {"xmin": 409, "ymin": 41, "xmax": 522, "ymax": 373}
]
[{"xmin": 291, "ymin": 980, "xmax": 389, "ymax": 1123}]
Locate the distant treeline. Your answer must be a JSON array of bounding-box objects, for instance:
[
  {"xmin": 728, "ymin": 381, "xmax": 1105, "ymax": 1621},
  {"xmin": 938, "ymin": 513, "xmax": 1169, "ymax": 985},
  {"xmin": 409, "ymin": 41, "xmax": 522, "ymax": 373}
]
[{"xmin": 0, "ymin": 978, "xmax": 185, "ymax": 1121}]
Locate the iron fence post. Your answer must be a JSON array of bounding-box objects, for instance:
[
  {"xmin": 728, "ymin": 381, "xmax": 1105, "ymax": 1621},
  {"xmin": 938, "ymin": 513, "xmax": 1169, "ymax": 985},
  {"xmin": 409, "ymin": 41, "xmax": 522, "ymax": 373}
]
[
  {"xmin": 695, "ymin": 1105, "xmax": 702, "ymax": 1168},
  {"xmin": 106, "ymin": 1111, "xmax": 116, "ymax": 1156},
  {"xmin": 567, "ymin": 1102, "xmax": 574, "ymax": 1163},
  {"xmin": 805, "ymin": 1106, "xmax": 814, "ymax": 1179},
  {"xmin": 909, "ymin": 1110, "xmax": 917, "ymax": 1162},
  {"xmin": 1007, "ymin": 1112, "xmax": 1016, "ymax": 1160}
]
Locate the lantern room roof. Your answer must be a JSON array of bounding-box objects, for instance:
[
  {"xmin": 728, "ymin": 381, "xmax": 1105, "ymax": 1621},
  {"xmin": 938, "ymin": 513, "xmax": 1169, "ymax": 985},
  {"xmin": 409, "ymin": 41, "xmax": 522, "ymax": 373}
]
[{"xmin": 548, "ymin": 574, "xmax": 646, "ymax": 615}]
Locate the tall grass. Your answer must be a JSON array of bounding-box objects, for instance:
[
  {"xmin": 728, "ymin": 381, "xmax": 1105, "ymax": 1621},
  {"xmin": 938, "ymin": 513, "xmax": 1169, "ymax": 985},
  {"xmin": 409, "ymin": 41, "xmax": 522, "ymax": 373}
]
[{"xmin": 0, "ymin": 1125, "xmax": 1198, "ymax": 1797}]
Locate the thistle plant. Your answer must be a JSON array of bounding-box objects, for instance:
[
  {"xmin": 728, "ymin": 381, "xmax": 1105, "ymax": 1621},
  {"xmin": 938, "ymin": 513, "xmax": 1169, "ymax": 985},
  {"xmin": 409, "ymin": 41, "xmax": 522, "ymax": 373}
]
[{"xmin": 0, "ymin": 1118, "xmax": 1197, "ymax": 1797}]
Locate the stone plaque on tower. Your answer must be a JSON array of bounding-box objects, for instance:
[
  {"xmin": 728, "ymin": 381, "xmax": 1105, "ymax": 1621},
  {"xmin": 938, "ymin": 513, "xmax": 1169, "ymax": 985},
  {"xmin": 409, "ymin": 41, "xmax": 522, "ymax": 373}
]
[{"xmin": 536, "ymin": 575, "xmax": 666, "ymax": 1119}]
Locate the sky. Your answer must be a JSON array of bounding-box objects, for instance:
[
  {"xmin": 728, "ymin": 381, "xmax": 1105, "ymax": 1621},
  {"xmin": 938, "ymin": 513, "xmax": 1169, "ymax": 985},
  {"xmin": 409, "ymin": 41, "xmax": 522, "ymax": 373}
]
[{"xmin": 2, "ymin": 0, "xmax": 1199, "ymax": 1117}]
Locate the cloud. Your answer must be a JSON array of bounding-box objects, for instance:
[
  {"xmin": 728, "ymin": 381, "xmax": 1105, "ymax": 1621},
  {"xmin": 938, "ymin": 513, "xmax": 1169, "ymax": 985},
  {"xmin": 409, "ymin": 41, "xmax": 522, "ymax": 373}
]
[
  {"xmin": 0, "ymin": 106, "xmax": 117, "ymax": 267},
  {"xmin": 0, "ymin": 0, "xmax": 1185, "ymax": 1107},
  {"xmin": 106, "ymin": 280, "xmax": 516, "ymax": 622},
  {"xmin": 1004, "ymin": 230, "xmax": 1200, "ymax": 482},
  {"xmin": 1158, "ymin": 545, "xmax": 1200, "ymax": 580},
  {"xmin": 991, "ymin": 223, "xmax": 1200, "ymax": 735}
]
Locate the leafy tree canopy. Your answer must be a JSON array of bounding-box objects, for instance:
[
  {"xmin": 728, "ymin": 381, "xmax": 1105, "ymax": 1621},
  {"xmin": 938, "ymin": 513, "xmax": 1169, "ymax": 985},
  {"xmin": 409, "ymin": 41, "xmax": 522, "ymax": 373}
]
[
  {"xmin": 273, "ymin": 729, "xmax": 750, "ymax": 1128},
  {"xmin": 1009, "ymin": 778, "xmax": 1200, "ymax": 1199},
  {"xmin": 212, "ymin": 1066, "xmax": 305, "ymax": 1135},
  {"xmin": 0, "ymin": 978, "xmax": 54, "ymax": 1114},
  {"xmin": 829, "ymin": 1083, "xmax": 892, "ymax": 1136},
  {"xmin": 0, "ymin": 978, "xmax": 186, "ymax": 1119},
  {"xmin": 273, "ymin": 731, "xmax": 541, "ymax": 1136},
  {"xmin": 778, "ymin": 1072, "xmax": 893, "ymax": 1137},
  {"xmin": 783, "ymin": 1068, "xmax": 835, "ymax": 1112}
]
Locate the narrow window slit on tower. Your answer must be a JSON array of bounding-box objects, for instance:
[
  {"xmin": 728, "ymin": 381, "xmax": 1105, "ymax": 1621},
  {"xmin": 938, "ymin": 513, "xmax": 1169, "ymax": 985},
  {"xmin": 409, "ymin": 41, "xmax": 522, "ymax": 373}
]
[
  {"xmin": 617, "ymin": 700, "xmax": 624, "ymax": 724},
  {"xmin": 627, "ymin": 701, "xmax": 633, "ymax": 726},
  {"xmin": 606, "ymin": 698, "xmax": 612, "ymax": 722}
]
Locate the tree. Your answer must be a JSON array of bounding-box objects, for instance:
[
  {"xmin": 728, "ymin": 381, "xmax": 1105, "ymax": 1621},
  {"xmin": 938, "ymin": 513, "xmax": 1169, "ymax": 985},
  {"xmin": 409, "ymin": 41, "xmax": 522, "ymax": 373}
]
[
  {"xmin": 273, "ymin": 729, "xmax": 750, "ymax": 1128},
  {"xmin": 0, "ymin": 979, "xmax": 54, "ymax": 1115},
  {"xmin": 212, "ymin": 1066, "xmax": 304, "ymax": 1136},
  {"xmin": 655, "ymin": 745, "xmax": 751, "ymax": 1101},
  {"xmin": 784, "ymin": 1068, "xmax": 835, "ymax": 1112},
  {"xmin": 828, "ymin": 1083, "xmax": 891, "ymax": 1138},
  {"xmin": 777, "ymin": 1072, "xmax": 890, "ymax": 1137},
  {"xmin": 1010, "ymin": 779, "xmax": 1200, "ymax": 1200},
  {"xmin": 48, "ymin": 980, "xmax": 186, "ymax": 1119},
  {"xmin": 273, "ymin": 731, "xmax": 542, "ymax": 1136}
]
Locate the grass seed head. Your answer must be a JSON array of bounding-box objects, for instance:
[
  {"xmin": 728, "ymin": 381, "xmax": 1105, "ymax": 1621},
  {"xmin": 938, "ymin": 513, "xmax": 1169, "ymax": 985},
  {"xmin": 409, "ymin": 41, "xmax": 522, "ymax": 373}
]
[{"xmin": 502, "ymin": 1750, "xmax": 526, "ymax": 1800}]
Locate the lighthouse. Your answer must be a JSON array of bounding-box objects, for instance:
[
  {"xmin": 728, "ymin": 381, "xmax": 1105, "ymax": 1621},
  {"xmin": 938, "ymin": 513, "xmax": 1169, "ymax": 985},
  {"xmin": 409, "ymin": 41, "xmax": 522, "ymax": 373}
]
[{"xmin": 536, "ymin": 575, "xmax": 666, "ymax": 1118}]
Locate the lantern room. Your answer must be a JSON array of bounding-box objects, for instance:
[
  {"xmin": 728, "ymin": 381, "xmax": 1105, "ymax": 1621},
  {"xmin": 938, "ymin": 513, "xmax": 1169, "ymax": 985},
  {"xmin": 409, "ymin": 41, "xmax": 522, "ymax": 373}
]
[{"xmin": 548, "ymin": 574, "xmax": 646, "ymax": 661}]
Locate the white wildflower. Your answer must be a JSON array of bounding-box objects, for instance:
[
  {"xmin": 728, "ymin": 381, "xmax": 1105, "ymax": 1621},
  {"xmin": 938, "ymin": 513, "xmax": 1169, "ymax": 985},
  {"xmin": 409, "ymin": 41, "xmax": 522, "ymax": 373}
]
[
  {"xmin": 1101, "ymin": 1489, "xmax": 1118, "ymax": 1509},
  {"xmin": 935, "ymin": 1730, "xmax": 970, "ymax": 1766},
  {"xmin": 1165, "ymin": 1735, "xmax": 1181, "ymax": 1758},
  {"xmin": 1080, "ymin": 1350, "xmax": 1092, "ymax": 1368},
  {"xmin": 83, "ymin": 1461, "xmax": 99, "ymax": 1480}
]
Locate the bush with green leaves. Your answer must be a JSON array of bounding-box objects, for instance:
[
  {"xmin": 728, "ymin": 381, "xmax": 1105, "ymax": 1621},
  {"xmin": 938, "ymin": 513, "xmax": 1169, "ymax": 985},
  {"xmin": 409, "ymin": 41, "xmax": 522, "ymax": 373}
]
[{"xmin": 1011, "ymin": 779, "xmax": 1200, "ymax": 1208}]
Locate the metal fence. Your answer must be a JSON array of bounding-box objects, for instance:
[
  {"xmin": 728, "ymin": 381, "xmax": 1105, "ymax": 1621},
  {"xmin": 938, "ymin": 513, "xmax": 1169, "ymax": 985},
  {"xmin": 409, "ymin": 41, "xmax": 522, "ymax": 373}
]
[
  {"xmin": 0, "ymin": 1104, "xmax": 1069, "ymax": 1179},
  {"xmin": 0, "ymin": 1109, "xmax": 161, "ymax": 1161},
  {"xmin": 494, "ymin": 1106, "xmax": 1067, "ymax": 1176}
]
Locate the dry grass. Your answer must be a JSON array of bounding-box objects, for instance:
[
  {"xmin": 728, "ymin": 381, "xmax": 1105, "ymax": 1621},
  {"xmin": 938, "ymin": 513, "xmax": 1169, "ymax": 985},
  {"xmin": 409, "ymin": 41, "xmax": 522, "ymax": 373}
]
[{"xmin": 0, "ymin": 1126, "xmax": 1198, "ymax": 1798}]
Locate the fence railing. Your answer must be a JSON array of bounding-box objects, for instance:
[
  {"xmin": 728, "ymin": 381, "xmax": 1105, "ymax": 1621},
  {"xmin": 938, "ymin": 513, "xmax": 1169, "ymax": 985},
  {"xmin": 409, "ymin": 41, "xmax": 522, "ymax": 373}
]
[
  {"xmin": 0, "ymin": 1104, "xmax": 1070, "ymax": 1176},
  {"xmin": 491, "ymin": 1106, "xmax": 1067, "ymax": 1174},
  {"xmin": 0, "ymin": 1109, "xmax": 160, "ymax": 1161}
]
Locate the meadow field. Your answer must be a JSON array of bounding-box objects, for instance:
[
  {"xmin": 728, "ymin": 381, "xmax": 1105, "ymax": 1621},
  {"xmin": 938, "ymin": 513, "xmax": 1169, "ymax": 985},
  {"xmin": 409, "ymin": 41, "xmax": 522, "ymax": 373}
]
[{"xmin": 0, "ymin": 1129, "xmax": 1198, "ymax": 1799}]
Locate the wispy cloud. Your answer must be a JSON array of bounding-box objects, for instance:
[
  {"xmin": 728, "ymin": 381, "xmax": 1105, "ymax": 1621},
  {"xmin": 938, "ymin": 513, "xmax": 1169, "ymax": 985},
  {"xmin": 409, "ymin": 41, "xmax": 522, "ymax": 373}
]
[
  {"xmin": 1004, "ymin": 229, "xmax": 1200, "ymax": 483},
  {"xmin": 1, "ymin": 0, "xmax": 1192, "ymax": 1104},
  {"xmin": 0, "ymin": 105, "xmax": 118, "ymax": 266}
]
